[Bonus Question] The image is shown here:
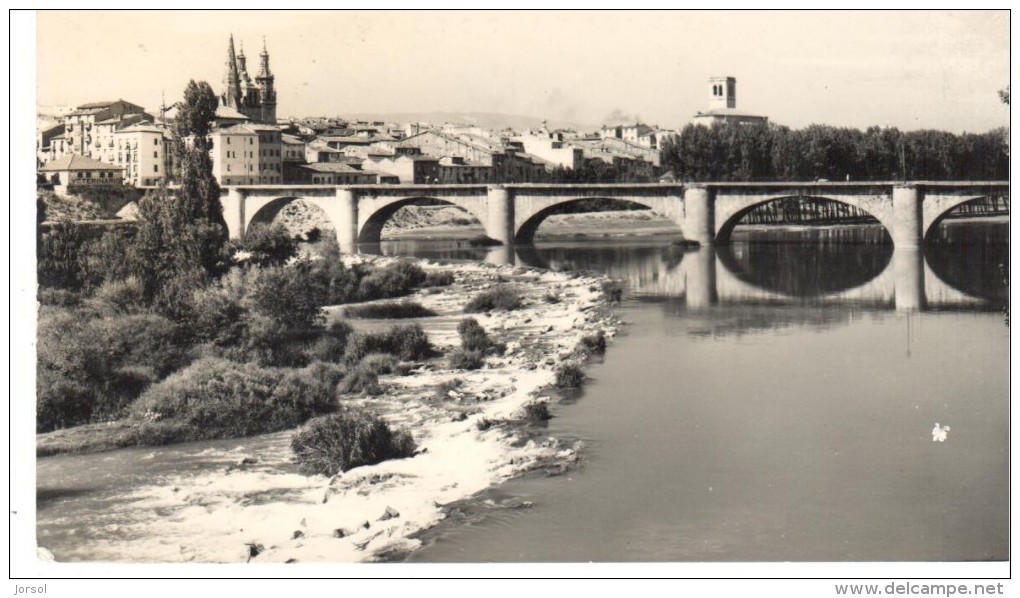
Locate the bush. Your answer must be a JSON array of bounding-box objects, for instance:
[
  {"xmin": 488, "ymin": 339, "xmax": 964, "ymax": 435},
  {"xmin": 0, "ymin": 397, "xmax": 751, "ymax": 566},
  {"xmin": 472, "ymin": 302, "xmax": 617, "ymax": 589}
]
[
  {"xmin": 355, "ymin": 260, "xmax": 427, "ymax": 302},
  {"xmin": 555, "ymin": 364, "xmax": 585, "ymax": 388},
  {"xmin": 291, "ymin": 408, "xmax": 417, "ymax": 475},
  {"xmin": 422, "ymin": 270, "xmax": 455, "ymax": 287},
  {"xmin": 241, "ymin": 222, "xmax": 298, "ymax": 267},
  {"xmin": 578, "ymin": 331, "xmax": 607, "ymax": 355},
  {"xmin": 602, "ymin": 280, "xmax": 624, "ymax": 304},
  {"xmin": 433, "ymin": 377, "xmax": 464, "ymax": 400},
  {"xmin": 36, "ymin": 309, "xmax": 193, "ymax": 431},
  {"xmin": 543, "ymin": 293, "xmax": 561, "ymax": 304},
  {"xmin": 129, "ymin": 358, "xmax": 337, "ymax": 441},
  {"xmin": 343, "ymin": 324, "xmax": 433, "ymax": 364},
  {"xmin": 305, "ymin": 321, "xmax": 355, "ymax": 363},
  {"xmin": 337, "ymin": 363, "xmax": 382, "ymax": 396},
  {"xmin": 344, "ymin": 300, "xmax": 437, "ymax": 319},
  {"xmin": 467, "ymin": 235, "xmax": 501, "ymax": 247},
  {"xmin": 250, "ymin": 264, "xmax": 325, "ymax": 331},
  {"xmin": 84, "ymin": 277, "xmax": 147, "ymax": 316},
  {"xmin": 448, "ymin": 349, "xmax": 485, "ymax": 370},
  {"xmin": 357, "ymin": 353, "xmax": 400, "ymax": 375},
  {"xmin": 522, "ymin": 401, "xmax": 552, "ymax": 422},
  {"xmin": 464, "ymin": 286, "xmax": 522, "ymax": 313}
]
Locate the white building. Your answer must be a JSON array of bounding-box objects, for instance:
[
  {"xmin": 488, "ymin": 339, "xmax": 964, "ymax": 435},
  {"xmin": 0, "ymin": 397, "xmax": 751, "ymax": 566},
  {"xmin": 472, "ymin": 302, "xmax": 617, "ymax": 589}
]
[
  {"xmin": 692, "ymin": 76, "xmax": 768, "ymax": 126},
  {"xmin": 113, "ymin": 123, "xmax": 169, "ymax": 187}
]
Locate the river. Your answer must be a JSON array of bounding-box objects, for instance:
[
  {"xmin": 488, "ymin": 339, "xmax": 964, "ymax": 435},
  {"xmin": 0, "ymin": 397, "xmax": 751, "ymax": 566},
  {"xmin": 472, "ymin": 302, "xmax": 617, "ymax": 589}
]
[
  {"xmin": 36, "ymin": 220, "xmax": 1009, "ymax": 563},
  {"xmin": 388, "ymin": 221, "xmax": 1009, "ymax": 562}
]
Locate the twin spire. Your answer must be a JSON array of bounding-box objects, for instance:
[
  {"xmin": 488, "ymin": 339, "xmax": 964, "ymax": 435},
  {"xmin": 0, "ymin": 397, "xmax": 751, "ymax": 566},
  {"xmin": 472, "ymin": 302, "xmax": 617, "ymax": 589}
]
[{"xmin": 221, "ymin": 33, "xmax": 277, "ymax": 123}]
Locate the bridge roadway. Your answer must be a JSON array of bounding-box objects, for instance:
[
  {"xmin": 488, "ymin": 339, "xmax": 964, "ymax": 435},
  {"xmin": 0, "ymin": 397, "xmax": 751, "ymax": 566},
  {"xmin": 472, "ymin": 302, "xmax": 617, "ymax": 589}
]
[{"xmin": 221, "ymin": 181, "xmax": 1008, "ymax": 251}]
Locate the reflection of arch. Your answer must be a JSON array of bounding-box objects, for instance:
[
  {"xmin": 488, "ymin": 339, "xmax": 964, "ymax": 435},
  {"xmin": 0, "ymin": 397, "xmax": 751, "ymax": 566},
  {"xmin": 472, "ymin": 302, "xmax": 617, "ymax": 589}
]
[
  {"xmin": 923, "ymin": 195, "xmax": 1007, "ymax": 241},
  {"xmin": 716, "ymin": 240, "xmax": 893, "ymax": 299},
  {"xmin": 514, "ymin": 197, "xmax": 679, "ymax": 244},
  {"xmin": 358, "ymin": 196, "xmax": 486, "ymax": 244},
  {"xmin": 924, "ymin": 232, "xmax": 1009, "ymax": 302},
  {"xmin": 716, "ymin": 196, "xmax": 888, "ymax": 244}
]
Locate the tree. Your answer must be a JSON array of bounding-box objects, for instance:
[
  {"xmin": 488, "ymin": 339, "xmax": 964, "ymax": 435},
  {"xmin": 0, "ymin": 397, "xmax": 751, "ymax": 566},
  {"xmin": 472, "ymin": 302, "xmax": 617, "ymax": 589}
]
[{"xmin": 128, "ymin": 80, "xmax": 230, "ymax": 316}]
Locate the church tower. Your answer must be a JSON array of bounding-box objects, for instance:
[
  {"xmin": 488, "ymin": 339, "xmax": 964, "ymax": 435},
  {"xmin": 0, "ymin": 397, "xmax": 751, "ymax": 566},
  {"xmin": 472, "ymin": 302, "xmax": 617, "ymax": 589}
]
[
  {"xmin": 255, "ymin": 38, "xmax": 277, "ymax": 123},
  {"xmin": 219, "ymin": 35, "xmax": 278, "ymax": 124},
  {"xmin": 221, "ymin": 34, "xmax": 242, "ymax": 110},
  {"xmin": 708, "ymin": 76, "xmax": 736, "ymax": 111}
]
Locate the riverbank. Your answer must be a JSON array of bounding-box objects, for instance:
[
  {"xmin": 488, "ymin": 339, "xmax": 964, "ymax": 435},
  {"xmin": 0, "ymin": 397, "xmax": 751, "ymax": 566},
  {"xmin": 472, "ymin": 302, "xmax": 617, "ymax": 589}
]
[{"xmin": 36, "ymin": 254, "xmax": 619, "ymax": 563}]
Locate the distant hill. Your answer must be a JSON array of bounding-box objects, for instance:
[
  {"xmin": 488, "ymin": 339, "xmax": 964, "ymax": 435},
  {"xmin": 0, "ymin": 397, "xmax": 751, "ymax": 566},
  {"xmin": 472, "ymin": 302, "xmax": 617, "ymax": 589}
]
[{"xmin": 335, "ymin": 111, "xmax": 597, "ymax": 133}]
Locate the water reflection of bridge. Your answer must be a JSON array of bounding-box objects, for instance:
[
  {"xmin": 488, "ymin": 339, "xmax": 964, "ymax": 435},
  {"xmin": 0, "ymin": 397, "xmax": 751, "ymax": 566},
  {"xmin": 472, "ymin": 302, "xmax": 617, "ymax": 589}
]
[{"xmin": 488, "ymin": 245, "xmax": 996, "ymax": 311}]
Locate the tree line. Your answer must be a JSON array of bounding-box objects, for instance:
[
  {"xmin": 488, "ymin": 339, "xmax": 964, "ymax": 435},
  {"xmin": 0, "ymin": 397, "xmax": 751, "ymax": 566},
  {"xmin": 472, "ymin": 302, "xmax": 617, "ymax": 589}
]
[{"xmin": 660, "ymin": 122, "xmax": 1008, "ymax": 182}]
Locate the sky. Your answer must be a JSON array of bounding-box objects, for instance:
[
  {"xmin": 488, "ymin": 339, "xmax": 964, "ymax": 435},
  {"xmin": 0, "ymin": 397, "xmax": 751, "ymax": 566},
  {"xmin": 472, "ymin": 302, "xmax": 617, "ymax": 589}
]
[{"xmin": 35, "ymin": 10, "xmax": 1010, "ymax": 132}]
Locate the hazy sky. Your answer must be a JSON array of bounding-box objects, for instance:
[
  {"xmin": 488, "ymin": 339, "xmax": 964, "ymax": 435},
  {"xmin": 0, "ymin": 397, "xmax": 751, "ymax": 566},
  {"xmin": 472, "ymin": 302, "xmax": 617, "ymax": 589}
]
[{"xmin": 36, "ymin": 10, "xmax": 1009, "ymax": 132}]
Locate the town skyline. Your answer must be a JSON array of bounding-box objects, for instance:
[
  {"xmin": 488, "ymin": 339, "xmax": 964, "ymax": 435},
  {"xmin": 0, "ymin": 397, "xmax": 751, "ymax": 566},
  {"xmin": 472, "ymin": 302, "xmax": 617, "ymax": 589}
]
[{"xmin": 37, "ymin": 10, "xmax": 1009, "ymax": 133}]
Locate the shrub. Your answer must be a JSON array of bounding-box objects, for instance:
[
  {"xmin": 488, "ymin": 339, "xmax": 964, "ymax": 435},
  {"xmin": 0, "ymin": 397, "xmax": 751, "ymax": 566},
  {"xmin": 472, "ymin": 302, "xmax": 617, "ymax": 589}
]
[
  {"xmin": 337, "ymin": 364, "xmax": 382, "ymax": 396},
  {"xmin": 241, "ymin": 222, "xmax": 298, "ymax": 267},
  {"xmin": 35, "ymin": 309, "xmax": 193, "ymax": 431},
  {"xmin": 601, "ymin": 280, "xmax": 624, "ymax": 304},
  {"xmin": 291, "ymin": 407, "xmax": 417, "ymax": 475},
  {"xmin": 84, "ymin": 277, "xmax": 147, "ymax": 316},
  {"xmin": 522, "ymin": 401, "xmax": 552, "ymax": 422},
  {"xmin": 578, "ymin": 331, "xmax": 607, "ymax": 355},
  {"xmin": 357, "ymin": 353, "xmax": 400, "ymax": 375},
  {"xmin": 433, "ymin": 377, "xmax": 464, "ymax": 400},
  {"xmin": 543, "ymin": 293, "xmax": 561, "ymax": 304},
  {"xmin": 448, "ymin": 349, "xmax": 485, "ymax": 370},
  {"xmin": 250, "ymin": 264, "xmax": 325, "ymax": 331},
  {"xmin": 344, "ymin": 300, "xmax": 437, "ymax": 319},
  {"xmin": 355, "ymin": 260, "xmax": 427, "ymax": 302},
  {"xmin": 343, "ymin": 324, "xmax": 433, "ymax": 364},
  {"xmin": 129, "ymin": 358, "xmax": 337, "ymax": 441},
  {"xmin": 422, "ymin": 270, "xmax": 455, "ymax": 287},
  {"xmin": 464, "ymin": 286, "xmax": 522, "ymax": 313},
  {"xmin": 305, "ymin": 321, "xmax": 355, "ymax": 363},
  {"xmin": 555, "ymin": 364, "xmax": 585, "ymax": 388}
]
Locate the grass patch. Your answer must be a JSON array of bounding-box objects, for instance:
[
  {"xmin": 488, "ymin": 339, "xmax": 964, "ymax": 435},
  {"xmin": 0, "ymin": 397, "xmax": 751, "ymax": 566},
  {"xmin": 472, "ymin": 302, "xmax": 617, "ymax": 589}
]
[
  {"xmin": 554, "ymin": 364, "xmax": 585, "ymax": 389},
  {"xmin": 343, "ymin": 324, "xmax": 433, "ymax": 364},
  {"xmin": 578, "ymin": 331, "xmax": 607, "ymax": 355},
  {"xmin": 464, "ymin": 287, "xmax": 522, "ymax": 313},
  {"xmin": 291, "ymin": 407, "xmax": 416, "ymax": 476},
  {"xmin": 422, "ymin": 270, "xmax": 455, "ymax": 287},
  {"xmin": 448, "ymin": 349, "xmax": 485, "ymax": 370},
  {"xmin": 522, "ymin": 401, "xmax": 552, "ymax": 422},
  {"xmin": 434, "ymin": 378, "xmax": 464, "ymax": 400},
  {"xmin": 337, "ymin": 363, "xmax": 382, "ymax": 396},
  {"xmin": 344, "ymin": 300, "xmax": 437, "ymax": 319}
]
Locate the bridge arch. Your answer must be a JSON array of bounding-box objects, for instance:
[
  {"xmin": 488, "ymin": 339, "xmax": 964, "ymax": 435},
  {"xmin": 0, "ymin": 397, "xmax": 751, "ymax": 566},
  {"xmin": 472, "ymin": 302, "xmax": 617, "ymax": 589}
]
[
  {"xmin": 922, "ymin": 195, "xmax": 1006, "ymax": 241},
  {"xmin": 513, "ymin": 196, "xmax": 682, "ymax": 244},
  {"xmin": 242, "ymin": 195, "xmax": 345, "ymax": 241},
  {"xmin": 356, "ymin": 195, "xmax": 490, "ymax": 244},
  {"xmin": 714, "ymin": 194, "xmax": 893, "ymax": 244}
]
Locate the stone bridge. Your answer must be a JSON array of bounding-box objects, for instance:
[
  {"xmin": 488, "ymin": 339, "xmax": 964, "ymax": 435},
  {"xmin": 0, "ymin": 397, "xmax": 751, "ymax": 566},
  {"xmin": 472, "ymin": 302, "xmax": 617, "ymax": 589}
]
[{"xmin": 221, "ymin": 181, "xmax": 1007, "ymax": 250}]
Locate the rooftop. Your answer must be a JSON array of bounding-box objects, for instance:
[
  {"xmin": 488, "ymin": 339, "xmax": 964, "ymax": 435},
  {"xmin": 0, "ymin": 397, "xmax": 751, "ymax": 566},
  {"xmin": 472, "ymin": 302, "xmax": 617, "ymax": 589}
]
[{"xmin": 39, "ymin": 154, "xmax": 125, "ymax": 172}]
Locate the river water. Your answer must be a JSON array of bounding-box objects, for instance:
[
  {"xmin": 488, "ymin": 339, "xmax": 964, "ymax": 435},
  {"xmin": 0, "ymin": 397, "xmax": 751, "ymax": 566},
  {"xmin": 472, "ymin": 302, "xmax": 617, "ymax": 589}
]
[
  {"xmin": 36, "ymin": 221, "xmax": 1009, "ymax": 563},
  {"xmin": 388, "ymin": 221, "xmax": 1010, "ymax": 562}
]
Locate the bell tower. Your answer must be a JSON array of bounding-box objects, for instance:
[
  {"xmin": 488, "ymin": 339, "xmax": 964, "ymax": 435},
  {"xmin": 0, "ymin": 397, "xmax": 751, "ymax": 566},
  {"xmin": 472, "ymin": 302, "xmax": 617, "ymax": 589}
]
[
  {"xmin": 255, "ymin": 37, "xmax": 277, "ymax": 123},
  {"xmin": 708, "ymin": 76, "xmax": 736, "ymax": 111}
]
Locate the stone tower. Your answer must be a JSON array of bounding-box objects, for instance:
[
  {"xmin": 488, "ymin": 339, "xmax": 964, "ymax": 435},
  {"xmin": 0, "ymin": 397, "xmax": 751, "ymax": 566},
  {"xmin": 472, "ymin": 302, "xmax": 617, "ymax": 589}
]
[
  {"xmin": 708, "ymin": 76, "xmax": 736, "ymax": 111},
  {"xmin": 255, "ymin": 38, "xmax": 277, "ymax": 124},
  {"xmin": 220, "ymin": 35, "xmax": 277, "ymax": 124}
]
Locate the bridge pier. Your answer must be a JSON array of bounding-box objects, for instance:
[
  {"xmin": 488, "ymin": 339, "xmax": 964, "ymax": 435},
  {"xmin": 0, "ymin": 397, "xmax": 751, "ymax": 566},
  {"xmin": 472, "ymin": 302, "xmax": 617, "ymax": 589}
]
[
  {"xmin": 333, "ymin": 188, "xmax": 359, "ymax": 253},
  {"xmin": 893, "ymin": 247, "xmax": 926, "ymax": 311},
  {"xmin": 222, "ymin": 188, "xmax": 247, "ymax": 240},
  {"xmin": 682, "ymin": 186, "xmax": 715, "ymax": 245},
  {"xmin": 892, "ymin": 185, "xmax": 923, "ymax": 249},
  {"xmin": 487, "ymin": 186, "xmax": 515, "ymax": 245}
]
